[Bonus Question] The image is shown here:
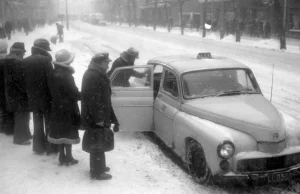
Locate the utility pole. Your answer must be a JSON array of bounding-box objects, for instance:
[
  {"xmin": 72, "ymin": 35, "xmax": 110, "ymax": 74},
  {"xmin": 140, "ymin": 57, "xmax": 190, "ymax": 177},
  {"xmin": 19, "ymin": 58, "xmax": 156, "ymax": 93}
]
[{"xmin": 66, "ymin": 0, "xmax": 69, "ymax": 30}]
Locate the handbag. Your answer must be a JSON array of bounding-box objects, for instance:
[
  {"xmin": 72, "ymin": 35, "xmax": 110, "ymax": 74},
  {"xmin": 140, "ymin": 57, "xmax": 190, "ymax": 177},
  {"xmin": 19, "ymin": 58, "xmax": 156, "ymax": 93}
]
[{"xmin": 83, "ymin": 127, "xmax": 114, "ymax": 153}]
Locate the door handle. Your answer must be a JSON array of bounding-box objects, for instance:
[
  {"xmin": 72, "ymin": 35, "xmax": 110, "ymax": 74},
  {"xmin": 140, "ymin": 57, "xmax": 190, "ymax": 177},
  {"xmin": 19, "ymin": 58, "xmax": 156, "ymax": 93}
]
[{"xmin": 111, "ymin": 92, "xmax": 116, "ymax": 96}]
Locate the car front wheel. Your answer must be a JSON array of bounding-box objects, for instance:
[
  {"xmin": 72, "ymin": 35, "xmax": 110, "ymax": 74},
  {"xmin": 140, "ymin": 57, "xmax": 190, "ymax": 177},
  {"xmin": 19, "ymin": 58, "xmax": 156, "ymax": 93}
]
[{"xmin": 187, "ymin": 140, "xmax": 212, "ymax": 185}]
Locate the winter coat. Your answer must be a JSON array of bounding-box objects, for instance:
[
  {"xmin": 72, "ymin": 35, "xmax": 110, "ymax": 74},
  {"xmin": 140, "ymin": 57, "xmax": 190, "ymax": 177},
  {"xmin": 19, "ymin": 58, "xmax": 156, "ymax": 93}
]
[
  {"xmin": 22, "ymin": 46, "xmax": 53, "ymax": 112},
  {"xmin": 0, "ymin": 54, "xmax": 7, "ymax": 109},
  {"xmin": 0, "ymin": 27, "xmax": 6, "ymax": 39},
  {"xmin": 47, "ymin": 63, "xmax": 80, "ymax": 144},
  {"xmin": 4, "ymin": 54, "xmax": 28, "ymax": 112},
  {"xmin": 81, "ymin": 61, "xmax": 112, "ymax": 130},
  {"xmin": 4, "ymin": 21, "xmax": 12, "ymax": 33},
  {"xmin": 56, "ymin": 24, "xmax": 64, "ymax": 35},
  {"xmin": 81, "ymin": 62, "xmax": 113, "ymax": 153},
  {"xmin": 107, "ymin": 54, "xmax": 143, "ymax": 87}
]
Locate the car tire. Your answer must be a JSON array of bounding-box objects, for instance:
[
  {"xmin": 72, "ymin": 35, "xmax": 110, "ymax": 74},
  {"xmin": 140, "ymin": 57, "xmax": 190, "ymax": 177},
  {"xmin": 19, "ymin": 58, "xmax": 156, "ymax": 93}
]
[{"xmin": 187, "ymin": 140, "xmax": 213, "ymax": 185}]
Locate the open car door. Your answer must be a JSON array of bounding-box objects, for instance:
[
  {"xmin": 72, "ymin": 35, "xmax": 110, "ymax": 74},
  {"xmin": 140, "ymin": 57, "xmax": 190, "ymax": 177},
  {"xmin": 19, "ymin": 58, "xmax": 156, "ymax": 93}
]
[{"xmin": 110, "ymin": 65, "xmax": 154, "ymax": 132}]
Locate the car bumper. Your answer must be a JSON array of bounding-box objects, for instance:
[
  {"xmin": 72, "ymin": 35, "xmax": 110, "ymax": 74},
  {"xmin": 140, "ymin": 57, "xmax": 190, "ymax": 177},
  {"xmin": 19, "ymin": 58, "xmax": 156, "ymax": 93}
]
[{"xmin": 214, "ymin": 164, "xmax": 300, "ymax": 185}]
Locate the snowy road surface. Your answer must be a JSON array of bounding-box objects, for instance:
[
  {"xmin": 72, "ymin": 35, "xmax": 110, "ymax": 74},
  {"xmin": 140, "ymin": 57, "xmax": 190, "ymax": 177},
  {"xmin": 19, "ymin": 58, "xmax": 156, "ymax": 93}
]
[{"xmin": 1, "ymin": 22, "xmax": 300, "ymax": 194}]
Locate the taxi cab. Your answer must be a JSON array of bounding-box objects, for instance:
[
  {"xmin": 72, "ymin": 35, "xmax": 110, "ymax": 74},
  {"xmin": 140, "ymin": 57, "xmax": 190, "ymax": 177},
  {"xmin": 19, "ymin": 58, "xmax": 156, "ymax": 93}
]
[{"xmin": 109, "ymin": 53, "xmax": 300, "ymax": 185}]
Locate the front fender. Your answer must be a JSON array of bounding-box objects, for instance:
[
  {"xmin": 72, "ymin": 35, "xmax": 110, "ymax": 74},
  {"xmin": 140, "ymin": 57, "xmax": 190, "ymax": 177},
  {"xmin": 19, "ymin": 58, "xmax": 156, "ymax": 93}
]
[
  {"xmin": 280, "ymin": 111, "xmax": 300, "ymax": 146},
  {"xmin": 173, "ymin": 112, "xmax": 257, "ymax": 175}
]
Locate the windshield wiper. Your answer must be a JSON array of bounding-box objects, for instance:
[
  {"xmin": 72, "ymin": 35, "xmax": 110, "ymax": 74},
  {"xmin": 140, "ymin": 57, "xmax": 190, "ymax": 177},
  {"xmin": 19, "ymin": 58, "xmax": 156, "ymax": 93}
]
[{"xmin": 217, "ymin": 90, "xmax": 249, "ymax": 97}]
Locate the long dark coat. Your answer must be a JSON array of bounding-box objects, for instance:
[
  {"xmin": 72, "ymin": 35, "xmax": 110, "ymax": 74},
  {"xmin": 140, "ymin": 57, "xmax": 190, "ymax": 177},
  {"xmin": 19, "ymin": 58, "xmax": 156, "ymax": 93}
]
[
  {"xmin": 81, "ymin": 62, "xmax": 112, "ymax": 153},
  {"xmin": 0, "ymin": 54, "xmax": 7, "ymax": 110},
  {"xmin": 4, "ymin": 54, "xmax": 28, "ymax": 112},
  {"xmin": 22, "ymin": 46, "xmax": 53, "ymax": 112},
  {"xmin": 47, "ymin": 63, "xmax": 80, "ymax": 144}
]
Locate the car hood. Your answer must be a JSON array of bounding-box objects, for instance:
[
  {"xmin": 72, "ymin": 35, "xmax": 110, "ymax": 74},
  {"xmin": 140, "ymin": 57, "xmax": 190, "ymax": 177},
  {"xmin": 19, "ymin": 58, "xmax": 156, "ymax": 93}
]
[{"xmin": 182, "ymin": 94, "xmax": 285, "ymax": 143}]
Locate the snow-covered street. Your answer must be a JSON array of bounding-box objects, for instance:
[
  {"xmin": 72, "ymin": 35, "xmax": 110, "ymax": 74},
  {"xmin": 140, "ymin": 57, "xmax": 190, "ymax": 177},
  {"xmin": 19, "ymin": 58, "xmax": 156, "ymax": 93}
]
[{"xmin": 1, "ymin": 21, "xmax": 300, "ymax": 194}]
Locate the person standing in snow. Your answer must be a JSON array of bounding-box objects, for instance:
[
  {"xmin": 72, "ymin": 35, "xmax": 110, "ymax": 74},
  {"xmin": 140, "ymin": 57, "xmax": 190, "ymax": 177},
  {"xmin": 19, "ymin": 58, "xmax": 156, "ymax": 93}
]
[
  {"xmin": 4, "ymin": 21, "xmax": 12, "ymax": 40},
  {"xmin": 0, "ymin": 39, "xmax": 14, "ymax": 135},
  {"xmin": 47, "ymin": 49, "xmax": 81, "ymax": 165},
  {"xmin": 107, "ymin": 47, "xmax": 144, "ymax": 132},
  {"xmin": 23, "ymin": 38, "xmax": 58, "ymax": 154},
  {"xmin": 0, "ymin": 23, "xmax": 7, "ymax": 39},
  {"xmin": 56, "ymin": 22, "xmax": 64, "ymax": 43},
  {"xmin": 81, "ymin": 53, "xmax": 113, "ymax": 180},
  {"xmin": 4, "ymin": 42, "xmax": 32, "ymax": 145}
]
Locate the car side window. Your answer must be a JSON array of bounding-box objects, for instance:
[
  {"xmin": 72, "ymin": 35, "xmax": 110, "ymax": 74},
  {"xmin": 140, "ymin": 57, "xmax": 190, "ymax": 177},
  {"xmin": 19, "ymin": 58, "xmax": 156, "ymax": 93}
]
[
  {"xmin": 111, "ymin": 67, "xmax": 151, "ymax": 88},
  {"xmin": 162, "ymin": 70, "xmax": 178, "ymax": 97}
]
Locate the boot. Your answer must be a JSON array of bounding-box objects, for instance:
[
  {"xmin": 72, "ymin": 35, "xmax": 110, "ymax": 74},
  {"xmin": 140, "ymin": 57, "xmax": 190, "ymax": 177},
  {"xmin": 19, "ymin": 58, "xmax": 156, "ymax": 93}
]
[
  {"xmin": 58, "ymin": 144, "xmax": 66, "ymax": 166},
  {"xmin": 65, "ymin": 144, "xmax": 78, "ymax": 166},
  {"xmin": 94, "ymin": 173, "xmax": 112, "ymax": 180}
]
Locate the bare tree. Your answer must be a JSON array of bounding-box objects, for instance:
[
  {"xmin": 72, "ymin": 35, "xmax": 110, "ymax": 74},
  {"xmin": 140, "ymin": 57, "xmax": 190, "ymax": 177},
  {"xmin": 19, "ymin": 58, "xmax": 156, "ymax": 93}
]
[
  {"xmin": 201, "ymin": 0, "xmax": 208, "ymax": 37},
  {"xmin": 153, "ymin": 0, "xmax": 160, "ymax": 30},
  {"xmin": 117, "ymin": 0, "xmax": 122, "ymax": 25},
  {"xmin": 178, "ymin": 0, "xmax": 188, "ymax": 35},
  {"xmin": 274, "ymin": 0, "xmax": 286, "ymax": 49},
  {"xmin": 132, "ymin": 0, "xmax": 138, "ymax": 26},
  {"xmin": 219, "ymin": 0, "xmax": 225, "ymax": 39},
  {"xmin": 127, "ymin": 0, "xmax": 132, "ymax": 26},
  {"xmin": 232, "ymin": 0, "xmax": 241, "ymax": 42}
]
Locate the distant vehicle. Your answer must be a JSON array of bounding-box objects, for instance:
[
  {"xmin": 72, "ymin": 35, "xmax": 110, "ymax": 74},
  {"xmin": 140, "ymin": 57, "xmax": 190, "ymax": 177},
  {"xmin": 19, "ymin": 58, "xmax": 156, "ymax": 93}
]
[
  {"xmin": 109, "ymin": 53, "xmax": 300, "ymax": 185},
  {"xmin": 88, "ymin": 12, "xmax": 106, "ymax": 26}
]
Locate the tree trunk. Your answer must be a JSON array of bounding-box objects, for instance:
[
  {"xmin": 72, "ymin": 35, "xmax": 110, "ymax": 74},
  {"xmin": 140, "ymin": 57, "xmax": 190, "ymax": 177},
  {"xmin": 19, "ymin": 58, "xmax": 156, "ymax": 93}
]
[
  {"xmin": 274, "ymin": 0, "xmax": 286, "ymax": 49},
  {"xmin": 202, "ymin": 0, "xmax": 207, "ymax": 37},
  {"xmin": 220, "ymin": 0, "xmax": 225, "ymax": 39},
  {"xmin": 179, "ymin": 2, "xmax": 184, "ymax": 35},
  {"xmin": 132, "ymin": 0, "xmax": 137, "ymax": 26},
  {"xmin": 109, "ymin": 0, "xmax": 112, "ymax": 23},
  {"xmin": 153, "ymin": 0, "xmax": 158, "ymax": 31},
  {"xmin": 233, "ymin": 0, "xmax": 241, "ymax": 42},
  {"xmin": 127, "ymin": 0, "xmax": 131, "ymax": 26},
  {"xmin": 118, "ymin": 0, "xmax": 122, "ymax": 25}
]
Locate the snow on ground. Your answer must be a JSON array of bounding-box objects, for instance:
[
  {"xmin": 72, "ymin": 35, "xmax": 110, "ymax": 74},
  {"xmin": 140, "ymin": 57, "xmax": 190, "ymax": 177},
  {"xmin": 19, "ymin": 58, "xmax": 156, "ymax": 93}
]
[
  {"xmin": 0, "ymin": 24, "xmax": 225, "ymax": 194},
  {"xmin": 1, "ymin": 21, "xmax": 300, "ymax": 194}
]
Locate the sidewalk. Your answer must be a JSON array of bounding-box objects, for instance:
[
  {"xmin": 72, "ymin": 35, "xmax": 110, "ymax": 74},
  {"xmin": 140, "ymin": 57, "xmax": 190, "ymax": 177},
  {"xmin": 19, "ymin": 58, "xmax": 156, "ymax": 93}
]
[{"xmin": 106, "ymin": 23, "xmax": 300, "ymax": 54}]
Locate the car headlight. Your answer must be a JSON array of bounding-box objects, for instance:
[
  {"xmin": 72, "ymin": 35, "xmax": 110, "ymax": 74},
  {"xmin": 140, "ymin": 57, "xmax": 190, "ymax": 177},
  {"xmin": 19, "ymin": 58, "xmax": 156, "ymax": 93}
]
[{"xmin": 217, "ymin": 141, "xmax": 235, "ymax": 159}]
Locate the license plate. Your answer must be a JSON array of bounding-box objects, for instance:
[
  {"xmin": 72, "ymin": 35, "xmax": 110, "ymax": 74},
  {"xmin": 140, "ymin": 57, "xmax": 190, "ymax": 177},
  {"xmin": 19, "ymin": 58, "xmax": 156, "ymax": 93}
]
[{"xmin": 267, "ymin": 172, "xmax": 292, "ymax": 183}]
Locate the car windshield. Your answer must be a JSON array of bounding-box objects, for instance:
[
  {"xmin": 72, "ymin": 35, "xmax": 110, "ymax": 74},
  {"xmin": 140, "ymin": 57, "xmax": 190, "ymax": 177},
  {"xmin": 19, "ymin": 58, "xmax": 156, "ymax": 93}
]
[{"xmin": 182, "ymin": 69, "xmax": 261, "ymax": 99}]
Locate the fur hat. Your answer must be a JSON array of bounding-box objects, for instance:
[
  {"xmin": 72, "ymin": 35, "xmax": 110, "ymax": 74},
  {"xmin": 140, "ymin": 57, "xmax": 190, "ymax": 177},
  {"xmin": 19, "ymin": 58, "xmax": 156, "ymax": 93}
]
[
  {"xmin": 10, "ymin": 42, "xmax": 26, "ymax": 53},
  {"xmin": 124, "ymin": 47, "xmax": 139, "ymax": 59},
  {"xmin": 53, "ymin": 49, "xmax": 75, "ymax": 65},
  {"xmin": 34, "ymin": 38, "xmax": 51, "ymax": 51},
  {"xmin": 92, "ymin": 53, "xmax": 112, "ymax": 64}
]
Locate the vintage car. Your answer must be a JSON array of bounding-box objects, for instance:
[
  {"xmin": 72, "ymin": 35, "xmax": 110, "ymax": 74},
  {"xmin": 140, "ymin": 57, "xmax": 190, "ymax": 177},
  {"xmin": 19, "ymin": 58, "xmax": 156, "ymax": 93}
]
[{"xmin": 109, "ymin": 53, "xmax": 300, "ymax": 185}]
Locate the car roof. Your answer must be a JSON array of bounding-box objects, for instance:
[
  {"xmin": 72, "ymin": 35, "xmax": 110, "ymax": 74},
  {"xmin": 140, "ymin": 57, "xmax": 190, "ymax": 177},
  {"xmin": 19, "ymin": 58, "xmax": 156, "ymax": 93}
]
[{"xmin": 147, "ymin": 55, "xmax": 250, "ymax": 74}]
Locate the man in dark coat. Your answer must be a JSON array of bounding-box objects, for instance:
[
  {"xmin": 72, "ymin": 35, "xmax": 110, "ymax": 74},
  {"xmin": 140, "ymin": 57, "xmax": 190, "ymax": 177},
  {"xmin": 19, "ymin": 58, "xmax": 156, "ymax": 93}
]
[
  {"xmin": 4, "ymin": 42, "xmax": 32, "ymax": 144},
  {"xmin": 4, "ymin": 21, "xmax": 12, "ymax": 40},
  {"xmin": 23, "ymin": 38, "xmax": 58, "ymax": 154},
  {"xmin": 107, "ymin": 47, "xmax": 143, "ymax": 132},
  {"xmin": 0, "ymin": 23, "xmax": 6, "ymax": 39},
  {"xmin": 0, "ymin": 40, "xmax": 13, "ymax": 134},
  {"xmin": 81, "ymin": 53, "xmax": 113, "ymax": 180},
  {"xmin": 56, "ymin": 23, "xmax": 64, "ymax": 42}
]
